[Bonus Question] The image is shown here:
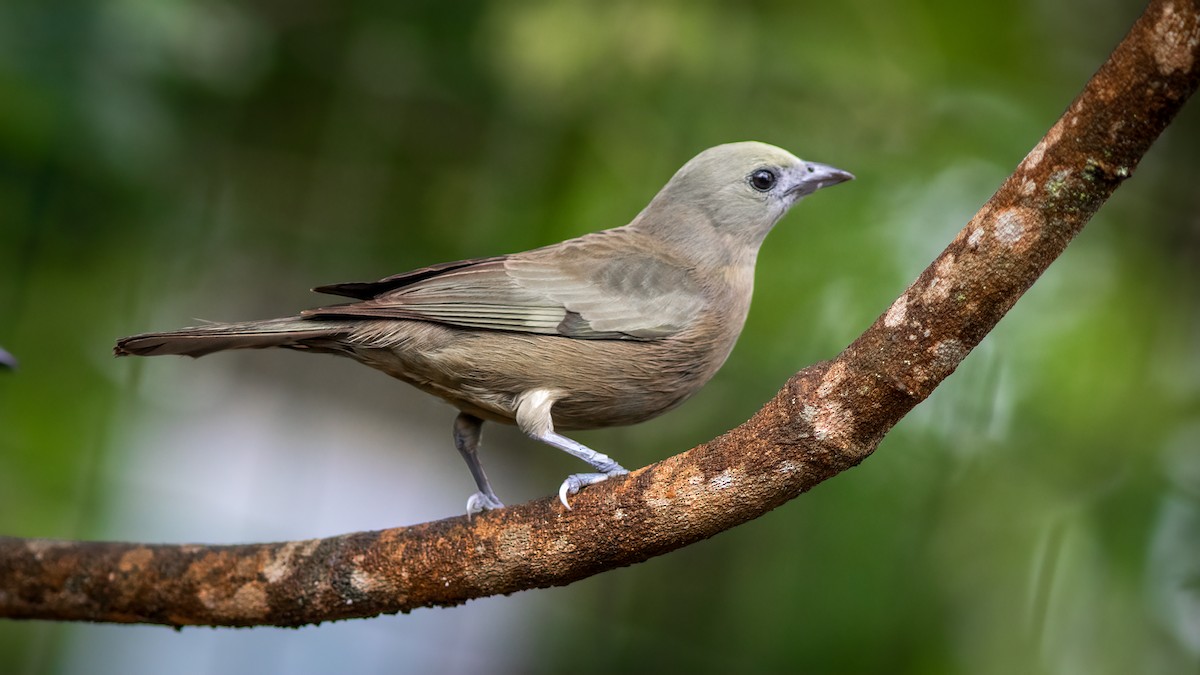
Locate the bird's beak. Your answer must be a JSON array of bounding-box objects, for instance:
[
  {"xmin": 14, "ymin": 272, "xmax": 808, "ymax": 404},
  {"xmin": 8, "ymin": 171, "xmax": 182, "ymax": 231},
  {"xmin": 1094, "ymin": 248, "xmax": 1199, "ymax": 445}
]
[{"xmin": 788, "ymin": 162, "xmax": 855, "ymax": 198}]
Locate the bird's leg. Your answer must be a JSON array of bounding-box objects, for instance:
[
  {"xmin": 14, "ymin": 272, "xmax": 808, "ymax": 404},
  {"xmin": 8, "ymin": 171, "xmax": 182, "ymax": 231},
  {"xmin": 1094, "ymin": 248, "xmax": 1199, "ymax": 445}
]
[
  {"xmin": 515, "ymin": 389, "xmax": 629, "ymax": 509},
  {"xmin": 537, "ymin": 432, "xmax": 629, "ymax": 509},
  {"xmin": 453, "ymin": 412, "xmax": 505, "ymax": 517}
]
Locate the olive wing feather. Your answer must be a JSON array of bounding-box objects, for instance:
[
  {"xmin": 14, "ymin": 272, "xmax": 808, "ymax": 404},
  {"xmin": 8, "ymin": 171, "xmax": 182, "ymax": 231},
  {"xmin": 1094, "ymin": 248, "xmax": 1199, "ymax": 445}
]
[{"xmin": 304, "ymin": 231, "xmax": 704, "ymax": 340}]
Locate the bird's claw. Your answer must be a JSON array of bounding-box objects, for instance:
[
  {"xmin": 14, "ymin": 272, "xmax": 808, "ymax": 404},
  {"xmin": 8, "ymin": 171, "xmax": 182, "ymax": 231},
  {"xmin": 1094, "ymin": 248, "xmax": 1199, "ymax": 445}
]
[
  {"xmin": 558, "ymin": 467, "xmax": 629, "ymax": 510},
  {"xmin": 466, "ymin": 491, "xmax": 505, "ymax": 519}
]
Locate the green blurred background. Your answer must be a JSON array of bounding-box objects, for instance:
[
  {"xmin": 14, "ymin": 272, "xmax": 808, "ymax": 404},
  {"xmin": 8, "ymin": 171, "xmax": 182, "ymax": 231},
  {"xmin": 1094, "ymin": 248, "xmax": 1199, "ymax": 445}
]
[{"xmin": 2, "ymin": 0, "xmax": 1198, "ymax": 673}]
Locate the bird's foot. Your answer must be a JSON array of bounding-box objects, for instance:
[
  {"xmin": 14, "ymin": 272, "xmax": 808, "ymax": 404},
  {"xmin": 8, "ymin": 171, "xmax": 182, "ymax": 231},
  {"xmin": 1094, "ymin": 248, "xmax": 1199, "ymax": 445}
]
[
  {"xmin": 466, "ymin": 491, "xmax": 505, "ymax": 519},
  {"xmin": 558, "ymin": 466, "xmax": 629, "ymax": 510}
]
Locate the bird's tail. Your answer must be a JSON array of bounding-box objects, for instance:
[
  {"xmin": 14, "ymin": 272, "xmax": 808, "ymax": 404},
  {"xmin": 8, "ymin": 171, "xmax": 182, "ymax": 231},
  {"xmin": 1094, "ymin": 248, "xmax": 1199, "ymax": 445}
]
[{"xmin": 114, "ymin": 317, "xmax": 346, "ymax": 358}]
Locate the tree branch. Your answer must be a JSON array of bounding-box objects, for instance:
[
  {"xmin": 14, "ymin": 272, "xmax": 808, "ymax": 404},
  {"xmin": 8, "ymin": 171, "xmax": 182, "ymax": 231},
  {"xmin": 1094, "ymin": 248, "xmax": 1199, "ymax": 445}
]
[{"xmin": 2, "ymin": 0, "xmax": 1197, "ymax": 628}]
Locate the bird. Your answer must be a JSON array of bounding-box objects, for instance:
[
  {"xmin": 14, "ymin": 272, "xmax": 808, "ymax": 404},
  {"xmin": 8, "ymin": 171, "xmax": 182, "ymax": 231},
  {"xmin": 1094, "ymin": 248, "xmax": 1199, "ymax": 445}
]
[{"xmin": 115, "ymin": 141, "xmax": 853, "ymax": 515}]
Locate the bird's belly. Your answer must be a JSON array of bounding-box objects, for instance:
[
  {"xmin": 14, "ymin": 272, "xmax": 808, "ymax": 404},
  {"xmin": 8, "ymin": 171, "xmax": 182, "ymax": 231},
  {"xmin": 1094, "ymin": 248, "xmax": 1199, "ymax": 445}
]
[
  {"xmin": 547, "ymin": 386, "xmax": 697, "ymax": 430},
  {"xmin": 343, "ymin": 320, "xmax": 738, "ymax": 431}
]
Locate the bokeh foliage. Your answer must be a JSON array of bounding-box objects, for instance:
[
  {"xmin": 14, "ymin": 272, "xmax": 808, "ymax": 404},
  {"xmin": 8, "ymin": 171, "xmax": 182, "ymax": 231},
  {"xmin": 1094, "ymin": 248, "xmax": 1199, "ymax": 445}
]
[{"xmin": 1, "ymin": 0, "xmax": 1198, "ymax": 673}]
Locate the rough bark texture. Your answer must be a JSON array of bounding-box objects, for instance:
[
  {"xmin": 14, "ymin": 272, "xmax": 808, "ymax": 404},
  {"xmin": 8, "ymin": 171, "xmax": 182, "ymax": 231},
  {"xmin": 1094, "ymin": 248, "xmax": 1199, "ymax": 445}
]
[{"xmin": 1, "ymin": 0, "xmax": 1197, "ymax": 628}]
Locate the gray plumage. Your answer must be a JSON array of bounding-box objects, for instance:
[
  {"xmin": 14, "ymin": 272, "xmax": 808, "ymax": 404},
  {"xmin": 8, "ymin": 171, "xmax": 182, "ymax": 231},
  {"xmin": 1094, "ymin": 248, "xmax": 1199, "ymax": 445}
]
[{"xmin": 115, "ymin": 141, "xmax": 853, "ymax": 513}]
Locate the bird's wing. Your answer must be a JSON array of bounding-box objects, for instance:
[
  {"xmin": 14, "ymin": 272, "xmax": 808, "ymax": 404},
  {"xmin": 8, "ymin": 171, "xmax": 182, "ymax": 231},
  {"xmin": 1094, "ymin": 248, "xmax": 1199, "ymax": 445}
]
[
  {"xmin": 505, "ymin": 231, "xmax": 707, "ymax": 338},
  {"xmin": 312, "ymin": 256, "xmax": 508, "ymax": 300},
  {"xmin": 303, "ymin": 230, "xmax": 706, "ymax": 340}
]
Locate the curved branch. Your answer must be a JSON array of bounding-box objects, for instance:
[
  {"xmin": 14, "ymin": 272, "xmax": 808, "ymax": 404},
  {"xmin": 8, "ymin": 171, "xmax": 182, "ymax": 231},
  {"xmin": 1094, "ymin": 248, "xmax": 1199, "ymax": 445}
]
[{"xmin": 2, "ymin": 0, "xmax": 1198, "ymax": 627}]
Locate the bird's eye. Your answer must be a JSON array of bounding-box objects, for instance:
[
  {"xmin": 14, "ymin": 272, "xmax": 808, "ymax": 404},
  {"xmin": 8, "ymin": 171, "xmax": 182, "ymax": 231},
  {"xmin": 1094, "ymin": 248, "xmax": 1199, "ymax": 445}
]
[{"xmin": 748, "ymin": 169, "xmax": 777, "ymax": 192}]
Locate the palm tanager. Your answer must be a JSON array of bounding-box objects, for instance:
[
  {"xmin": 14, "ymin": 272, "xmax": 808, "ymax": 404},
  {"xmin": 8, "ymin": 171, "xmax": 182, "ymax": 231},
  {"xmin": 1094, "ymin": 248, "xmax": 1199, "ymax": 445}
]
[{"xmin": 115, "ymin": 141, "xmax": 853, "ymax": 514}]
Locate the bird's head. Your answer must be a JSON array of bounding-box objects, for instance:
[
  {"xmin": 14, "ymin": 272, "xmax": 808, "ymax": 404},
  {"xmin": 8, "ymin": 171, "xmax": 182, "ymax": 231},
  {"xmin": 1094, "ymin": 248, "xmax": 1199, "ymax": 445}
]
[{"xmin": 635, "ymin": 141, "xmax": 853, "ymax": 261}]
